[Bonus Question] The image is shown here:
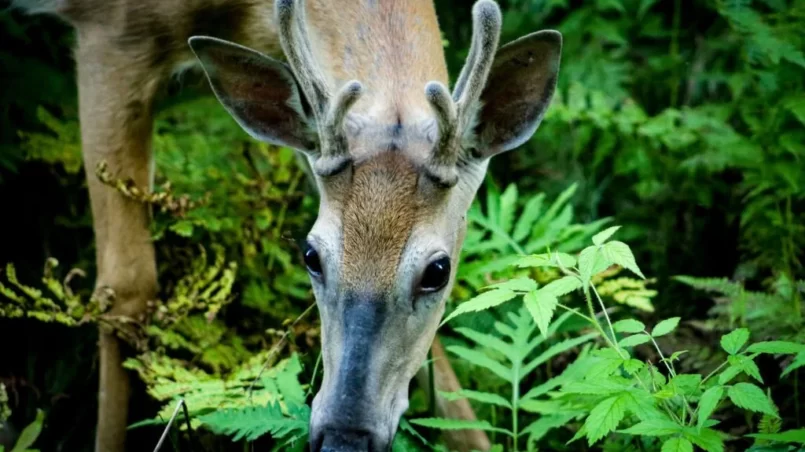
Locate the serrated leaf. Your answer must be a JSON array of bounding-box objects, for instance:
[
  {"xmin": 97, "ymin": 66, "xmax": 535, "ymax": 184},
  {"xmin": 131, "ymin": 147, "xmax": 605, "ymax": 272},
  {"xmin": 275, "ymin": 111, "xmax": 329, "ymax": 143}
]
[
  {"xmin": 652, "ymin": 317, "xmax": 681, "ymax": 337},
  {"xmin": 623, "ymin": 359, "xmax": 645, "ymax": 375},
  {"xmin": 747, "ymin": 341, "xmax": 805, "ymax": 355},
  {"xmin": 613, "ymin": 319, "xmax": 646, "ymax": 333},
  {"xmin": 662, "ymin": 437, "xmax": 693, "ymax": 452},
  {"xmin": 438, "ymin": 389, "xmax": 511, "ymax": 409},
  {"xmin": 728, "ymin": 355, "xmax": 763, "ymax": 383},
  {"xmin": 727, "ymin": 383, "xmax": 778, "ymax": 417},
  {"xmin": 618, "ymin": 418, "xmax": 682, "ymax": 436},
  {"xmin": 720, "ymin": 328, "xmax": 749, "ymax": 355},
  {"xmin": 442, "ymin": 289, "xmax": 517, "ymax": 325},
  {"xmin": 578, "ymin": 246, "xmax": 601, "ymax": 285},
  {"xmin": 583, "ymin": 393, "xmax": 628, "ymax": 445},
  {"xmin": 524, "ymin": 290, "xmax": 558, "ymax": 338},
  {"xmin": 539, "ymin": 276, "xmax": 582, "ymax": 298},
  {"xmin": 681, "ymin": 426, "xmax": 724, "ymax": 452},
  {"xmin": 747, "ymin": 429, "xmax": 805, "ymax": 444},
  {"xmin": 670, "ymin": 374, "xmax": 701, "ymax": 396},
  {"xmin": 593, "ymin": 225, "xmax": 622, "ymax": 245},
  {"xmin": 697, "ymin": 386, "xmax": 724, "ymax": 430},
  {"xmin": 717, "ymin": 365, "xmax": 743, "ymax": 385},
  {"xmin": 485, "ymin": 277, "xmax": 537, "ymax": 293},
  {"xmin": 619, "ymin": 334, "xmax": 651, "ymax": 347},
  {"xmin": 601, "ymin": 241, "xmax": 645, "ymax": 278}
]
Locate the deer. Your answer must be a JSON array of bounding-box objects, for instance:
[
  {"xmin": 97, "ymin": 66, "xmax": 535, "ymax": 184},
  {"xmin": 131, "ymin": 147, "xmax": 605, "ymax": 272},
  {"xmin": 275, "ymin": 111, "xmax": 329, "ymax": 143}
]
[{"xmin": 11, "ymin": 0, "xmax": 562, "ymax": 450}]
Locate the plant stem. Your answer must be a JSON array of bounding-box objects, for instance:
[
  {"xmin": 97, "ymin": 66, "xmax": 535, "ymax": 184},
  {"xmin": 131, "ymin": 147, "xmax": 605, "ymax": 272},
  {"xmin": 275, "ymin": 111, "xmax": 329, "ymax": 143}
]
[
  {"xmin": 700, "ymin": 360, "xmax": 729, "ymax": 387},
  {"xmin": 512, "ymin": 357, "xmax": 520, "ymax": 452},
  {"xmin": 590, "ymin": 284, "xmax": 620, "ymax": 351},
  {"xmin": 557, "ymin": 303, "xmax": 596, "ymax": 324}
]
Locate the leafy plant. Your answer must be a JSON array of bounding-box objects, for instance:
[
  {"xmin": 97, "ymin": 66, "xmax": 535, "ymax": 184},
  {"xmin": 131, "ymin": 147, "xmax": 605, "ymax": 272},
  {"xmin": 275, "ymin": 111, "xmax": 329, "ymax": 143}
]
[
  {"xmin": 433, "ymin": 225, "xmax": 805, "ymax": 451},
  {"xmin": 412, "ymin": 307, "xmax": 598, "ymax": 449}
]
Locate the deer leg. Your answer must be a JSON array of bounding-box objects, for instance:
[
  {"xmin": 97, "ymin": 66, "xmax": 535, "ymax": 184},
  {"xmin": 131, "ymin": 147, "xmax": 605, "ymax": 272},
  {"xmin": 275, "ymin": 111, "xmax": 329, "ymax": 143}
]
[
  {"xmin": 415, "ymin": 335, "xmax": 492, "ymax": 451},
  {"xmin": 74, "ymin": 31, "xmax": 166, "ymax": 452}
]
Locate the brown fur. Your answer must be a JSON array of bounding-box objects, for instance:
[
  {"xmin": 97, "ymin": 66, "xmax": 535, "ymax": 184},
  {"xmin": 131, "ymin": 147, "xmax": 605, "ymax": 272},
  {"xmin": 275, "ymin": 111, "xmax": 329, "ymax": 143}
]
[
  {"xmin": 341, "ymin": 152, "xmax": 421, "ymax": 290},
  {"xmin": 15, "ymin": 0, "xmax": 490, "ymax": 451}
]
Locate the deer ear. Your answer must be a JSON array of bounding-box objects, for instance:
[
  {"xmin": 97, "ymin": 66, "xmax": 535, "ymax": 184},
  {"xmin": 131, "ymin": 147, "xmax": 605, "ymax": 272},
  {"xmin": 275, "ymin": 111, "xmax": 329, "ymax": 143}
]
[
  {"xmin": 189, "ymin": 36, "xmax": 315, "ymax": 152},
  {"xmin": 471, "ymin": 30, "xmax": 562, "ymax": 158}
]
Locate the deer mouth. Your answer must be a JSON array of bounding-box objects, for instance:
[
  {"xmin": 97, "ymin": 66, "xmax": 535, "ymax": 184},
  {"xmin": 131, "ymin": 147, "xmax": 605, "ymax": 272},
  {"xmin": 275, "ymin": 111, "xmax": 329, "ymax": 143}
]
[{"xmin": 312, "ymin": 428, "xmax": 384, "ymax": 452}]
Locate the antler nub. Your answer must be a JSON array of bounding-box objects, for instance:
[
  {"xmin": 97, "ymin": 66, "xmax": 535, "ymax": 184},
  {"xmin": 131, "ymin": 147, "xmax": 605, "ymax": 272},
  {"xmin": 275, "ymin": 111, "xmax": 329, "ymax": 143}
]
[
  {"xmin": 275, "ymin": 0, "xmax": 362, "ymax": 175},
  {"xmin": 425, "ymin": 0, "xmax": 502, "ymax": 186}
]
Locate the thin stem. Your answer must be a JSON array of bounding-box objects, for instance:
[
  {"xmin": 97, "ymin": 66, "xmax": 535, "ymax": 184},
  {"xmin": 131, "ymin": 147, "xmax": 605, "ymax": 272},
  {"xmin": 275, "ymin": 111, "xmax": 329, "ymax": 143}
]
[
  {"xmin": 306, "ymin": 351, "xmax": 323, "ymax": 398},
  {"xmin": 700, "ymin": 360, "xmax": 729, "ymax": 387},
  {"xmin": 557, "ymin": 303, "xmax": 596, "ymax": 324},
  {"xmin": 590, "ymin": 284, "xmax": 620, "ymax": 351}
]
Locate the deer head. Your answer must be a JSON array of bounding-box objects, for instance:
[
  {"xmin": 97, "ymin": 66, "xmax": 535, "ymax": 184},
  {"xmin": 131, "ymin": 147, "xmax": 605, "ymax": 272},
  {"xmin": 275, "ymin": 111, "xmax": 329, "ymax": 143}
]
[{"xmin": 189, "ymin": 0, "xmax": 560, "ymax": 449}]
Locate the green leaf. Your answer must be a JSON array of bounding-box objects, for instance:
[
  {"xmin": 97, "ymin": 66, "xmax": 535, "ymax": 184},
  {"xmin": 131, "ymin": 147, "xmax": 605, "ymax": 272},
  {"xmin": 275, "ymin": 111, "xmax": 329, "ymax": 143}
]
[
  {"xmin": 454, "ymin": 328, "xmax": 516, "ymax": 363},
  {"xmin": 516, "ymin": 252, "xmax": 576, "ymax": 269},
  {"xmin": 522, "ymin": 332, "xmax": 599, "ymax": 377},
  {"xmin": 782, "ymin": 352, "xmax": 805, "ymax": 378},
  {"xmin": 583, "ymin": 393, "xmax": 628, "ymax": 445},
  {"xmin": 727, "ymin": 383, "xmax": 779, "ymax": 417},
  {"xmin": 578, "ymin": 246, "xmax": 600, "ymax": 285},
  {"xmin": 512, "ymin": 193, "xmax": 545, "ymax": 242},
  {"xmin": 662, "ymin": 437, "xmax": 693, "ymax": 452},
  {"xmin": 747, "ymin": 341, "xmax": 805, "ymax": 355},
  {"xmin": 727, "ymin": 355, "xmax": 763, "ymax": 383},
  {"xmin": 409, "ymin": 418, "xmax": 509, "ymax": 435},
  {"xmin": 720, "ymin": 328, "xmax": 750, "ymax": 355},
  {"xmin": 524, "ymin": 290, "xmax": 558, "ymax": 338},
  {"xmin": 539, "ymin": 276, "xmax": 582, "ymax": 298},
  {"xmin": 438, "ymin": 389, "xmax": 511, "ymax": 409},
  {"xmin": 717, "ymin": 365, "xmax": 743, "ymax": 385},
  {"xmin": 446, "ymin": 346, "xmax": 512, "ymax": 381},
  {"xmin": 618, "ymin": 418, "xmax": 682, "ymax": 436},
  {"xmin": 442, "ymin": 289, "xmax": 517, "ymax": 325},
  {"xmin": 619, "ymin": 334, "xmax": 651, "ymax": 347},
  {"xmin": 11, "ymin": 409, "xmax": 45, "ymax": 452},
  {"xmin": 697, "ymin": 386, "xmax": 724, "ymax": 430},
  {"xmin": 485, "ymin": 277, "xmax": 537, "ymax": 293},
  {"xmin": 669, "ymin": 374, "xmax": 701, "ymax": 396},
  {"xmin": 613, "ymin": 319, "xmax": 646, "ymax": 333},
  {"xmin": 652, "ymin": 317, "xmax": 681, "ymax": 337},
  {"xmin": 593, "ymin": 225, "xmax": 621, "ymax": 245},
  {"xmin": 681, "ymin": 426, "xmax": 724, "ymax": 452},
  {"xmin": 747, "ymin": 429, "xmax": 805, "ymax": 444},
  {"xmin": 601, "ymin": 241, "xmax": 645, "ymax": 278}
]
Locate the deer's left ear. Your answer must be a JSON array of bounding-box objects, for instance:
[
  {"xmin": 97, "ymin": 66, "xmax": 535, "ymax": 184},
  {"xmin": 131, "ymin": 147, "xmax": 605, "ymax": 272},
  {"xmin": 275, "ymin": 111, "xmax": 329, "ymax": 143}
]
[{"xmin": 472, "ymin": 30, "xmax": 562, "ymax": 158}]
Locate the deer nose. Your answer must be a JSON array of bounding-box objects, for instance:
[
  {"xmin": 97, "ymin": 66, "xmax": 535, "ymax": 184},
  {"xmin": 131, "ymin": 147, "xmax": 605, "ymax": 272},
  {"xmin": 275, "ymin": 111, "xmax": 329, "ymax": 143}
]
[{"xmin": 318, "ymin": 428, "xmax": 373, "ymax": 452}]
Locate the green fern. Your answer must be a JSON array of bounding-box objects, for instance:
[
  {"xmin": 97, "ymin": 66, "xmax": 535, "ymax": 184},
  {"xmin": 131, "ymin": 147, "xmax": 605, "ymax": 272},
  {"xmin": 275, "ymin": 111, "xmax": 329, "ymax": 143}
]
[{"xmin": 414, "ymin": 307, "xmax": 598, "ymax": 450}]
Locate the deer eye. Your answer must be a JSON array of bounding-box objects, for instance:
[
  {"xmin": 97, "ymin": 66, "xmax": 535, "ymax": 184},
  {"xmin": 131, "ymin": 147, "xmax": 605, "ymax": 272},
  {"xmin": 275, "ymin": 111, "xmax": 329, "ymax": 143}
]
[
  {"xmin": 304, "ymin": 241, "xmax": 323, "ymax": 277},
  {"xmin": 420, "ymin": 256, "xmax": 451, "ymax": 292}
]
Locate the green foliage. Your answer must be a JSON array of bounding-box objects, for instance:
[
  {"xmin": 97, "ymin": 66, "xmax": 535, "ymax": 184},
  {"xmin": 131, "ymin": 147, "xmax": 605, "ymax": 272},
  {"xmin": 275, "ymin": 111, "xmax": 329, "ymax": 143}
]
[
  {"xmin": 674, "ymin": 274, "xmax": 805, "ymax": 343},
  {"xmin": 0, "ymin": 409, "xmax": 45, "ymax": 452},
  {"xmin": 415, "ymin": 307, "xmax": 597, "ymax": 449},
  {"xmin": 431, "ymin": 226, "xmax": 805, "ymax": 451}
]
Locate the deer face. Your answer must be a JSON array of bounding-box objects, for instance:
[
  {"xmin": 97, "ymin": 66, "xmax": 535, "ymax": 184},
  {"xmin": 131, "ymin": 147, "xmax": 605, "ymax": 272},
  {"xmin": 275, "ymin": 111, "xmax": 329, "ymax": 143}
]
[{"xmin": 190, "ymin": 0, "xmax": 560, "ymax": 450}]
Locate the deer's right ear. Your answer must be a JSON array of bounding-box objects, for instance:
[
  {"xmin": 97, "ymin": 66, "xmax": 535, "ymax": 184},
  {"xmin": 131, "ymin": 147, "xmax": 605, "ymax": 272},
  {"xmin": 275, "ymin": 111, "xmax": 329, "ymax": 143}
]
[{"xmin": 189, "ymin": 36, "xmax": 315, "ymax": 152}]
